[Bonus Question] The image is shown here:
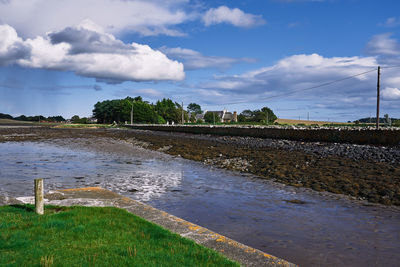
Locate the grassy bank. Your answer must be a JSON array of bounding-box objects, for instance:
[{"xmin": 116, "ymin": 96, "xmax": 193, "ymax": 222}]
[{"xmin": 0, "ymin": 205, "xmax": 239, "ymax": 267}]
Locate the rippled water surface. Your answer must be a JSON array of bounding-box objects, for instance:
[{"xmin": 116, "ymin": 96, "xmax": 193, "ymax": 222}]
[{"xmin": 0, "ymin": 140, "xmax": 399, "ymax": 267}]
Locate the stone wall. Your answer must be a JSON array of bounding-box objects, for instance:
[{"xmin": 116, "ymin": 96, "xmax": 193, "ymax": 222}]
[{"xmin": 126, "ymin": 125, "xmax": 400, "ymax": 146}]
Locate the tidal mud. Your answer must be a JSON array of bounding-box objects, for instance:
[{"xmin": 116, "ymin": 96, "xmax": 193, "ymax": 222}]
[{"xmin": 0, "ymin": 126, "xmax": 399, "ymax": 206}]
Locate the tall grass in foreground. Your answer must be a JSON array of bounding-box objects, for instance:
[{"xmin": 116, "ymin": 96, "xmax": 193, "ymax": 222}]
[{"xmin": 0, "ymin": 205, "xmax": 239, "ymax": 267}]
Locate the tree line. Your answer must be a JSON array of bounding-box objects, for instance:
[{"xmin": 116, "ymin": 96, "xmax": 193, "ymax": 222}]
[
  {"xmin": 1, "ymin": 96, "xmax": 278, "ymax": 125},
  {"xmin": 0, "ymin": 113, "xmax": 65, "ymax": 122},
  {"xmin": 93, "ymin": 96, "xmax": 189, "ymax": 124},
  {"xmin": 92, "ymin": 96, "xmax": 277, "ymax": 124}
]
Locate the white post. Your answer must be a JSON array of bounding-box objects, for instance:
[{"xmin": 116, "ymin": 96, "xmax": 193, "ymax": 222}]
[{"xmin": 34, "ymin": 178, "xmax": 44, "ymax": 215}]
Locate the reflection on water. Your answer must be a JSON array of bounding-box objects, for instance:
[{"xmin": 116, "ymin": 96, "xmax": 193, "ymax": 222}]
[
  {"xmin": 0, "ymin": 141, "xmax": 181, "ymax": 201},
  {"xmin": 0, "ymin": 140, "xmax": 399, "ymax": 267}
]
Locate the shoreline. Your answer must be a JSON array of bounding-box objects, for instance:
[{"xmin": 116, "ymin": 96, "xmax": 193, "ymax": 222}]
[
  {"xmin": 0, "ymin": 126, "xmax": 399, "ymax": 206},
  {"xmin": 5, "ymin": 187, "xmax": 296, "ymax": 267}
]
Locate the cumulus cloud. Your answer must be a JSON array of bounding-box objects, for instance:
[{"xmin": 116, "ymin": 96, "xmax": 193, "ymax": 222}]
[
  {"xmin": 366, "ymin": 33, "xmax": 400, "ymax": 56},
  {"xmin": 0, "ymin": 23, "xmax": 185, "ymax": 83},
  {"xmin": 159, "ymin": 46, "xmax": 254, "ymax": 70},
  {"xmin": 196, "ymin": 53, "xmax": 391, "ymax": 108},
  {"xmin": 203, "ymin": 6, "xmax": 265, "ymax": 28},
  {"xmin": 0, "ymin": 0, "xmax": 189, "ymax": 37},
  {"xmin": 0, "ymin": 24, "xmax": 30, "ymax": 65},
  {"xmin": 0, "ymin": 1, "xmax": 266, "ymax": 37},
  {"xmin": 382, "ymin": 87, "xmax": 400, "ymax": 100}
]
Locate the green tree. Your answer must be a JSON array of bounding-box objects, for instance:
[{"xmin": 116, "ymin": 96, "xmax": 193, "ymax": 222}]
[
  {"xmin": 187, "ymin": 103, "xmax": 202, "ymax": 114},
  {"xmin": 0, "ymin": 113, "xmax": 13, "ymax": 119},
  {"xmin": 190, "ymin": 113, "xmax": 196, "ymax": 123},
  {"xmin": 238, "ymin": 110, "xmax": 253, "ymax": 122},
  {"xmin": 204, "ymin": 112, "xmax": 220, "ymax": 123},
  {"xmin": 155, "ymin": 98, "xmax": 180, "ymax": 123},
  {"xmin": 237, "ymin": 107, "xmax": 276, "ymax": 124},
  {"xmin": 93, "ymin": 96, "xmax": 166, "ymax": 124},
  {"xmin": 131, "ymin": 101, "xmax": 158, "ymax": 123},
  {"xmin": 261, "ymin": 107, "xmax": 277, "ymax": 123},
  {"xmin": 47, "ymin": 116, "xmax": 65, "ymax": 122},
  {"xmin": 14, "ymin": 115, "xmax": 27, "ymax": 121},
  {"xmin": 71, "ymin": 115, "xmax": 80, "ymax": 123}
]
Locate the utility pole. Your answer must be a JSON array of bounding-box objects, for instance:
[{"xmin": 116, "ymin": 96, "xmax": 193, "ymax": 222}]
[
  {"xmin": 213, "ymin": 112, "xmax": 215, "ymax": 125},
  {"xmin": 307, "ymin": 112, "xmax": 309, "ymax": 121},
  {"xmin": 181, "ymin": 102, "xmax": 184, "ymax": 124},
  {"xmin": 376, "ymin": 66, "xmax": 380, "ymax": 129},
  {"xmin": 130, "ymin": 100, "xmax": 133, "ymax": 125}
]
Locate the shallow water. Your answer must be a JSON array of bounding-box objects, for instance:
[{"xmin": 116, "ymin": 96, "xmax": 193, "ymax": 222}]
[{"xmin": 0, "ymin": 140, "xmax": 399, "ymax": 267}]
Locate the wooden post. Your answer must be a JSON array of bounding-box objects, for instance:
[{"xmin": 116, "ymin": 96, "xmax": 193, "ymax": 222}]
[
  {"xmin": 130, "ymin": 100, "xmax": 133, "ymax": 125},
  {"xmin": 181, "ymin": 101, "xmax": 184, "ymax": 124},
  {"xmin": 376, "ymin": 66, "xmax": 381, "ymax": 129},
  {"xmin": 34, "ymin": 178, "xmax": 44, "ymax": 215}
]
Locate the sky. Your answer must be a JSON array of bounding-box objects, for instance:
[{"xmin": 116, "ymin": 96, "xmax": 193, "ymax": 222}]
[{"xmin": 0, "ymin": 0, "xmax": 400, "ymax": 121}]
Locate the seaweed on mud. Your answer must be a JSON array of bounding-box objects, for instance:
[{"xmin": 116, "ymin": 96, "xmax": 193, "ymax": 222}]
[{"xmin": 1, "ymin": 127, "xmax": 399, "ymax": 206}]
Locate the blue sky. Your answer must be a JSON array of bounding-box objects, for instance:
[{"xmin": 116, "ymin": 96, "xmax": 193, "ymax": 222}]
[{"xmin": 0, "ymin": 0, "xmax": 399, "ymax": 121}]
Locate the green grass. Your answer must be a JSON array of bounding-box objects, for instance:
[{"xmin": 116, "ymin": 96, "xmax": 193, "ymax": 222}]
[{"xmin": 0, "ymin": 205, "xmax": 239, "ymax": 267}]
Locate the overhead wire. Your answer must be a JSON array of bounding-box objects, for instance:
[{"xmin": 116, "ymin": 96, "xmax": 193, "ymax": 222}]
[
  {"xmin": 381, "ymin": 65, "xmax": 400, "ymax": 69},
  {"xmin": 218, "ymin": 67, "xmax": 378, "ymax": 106}
]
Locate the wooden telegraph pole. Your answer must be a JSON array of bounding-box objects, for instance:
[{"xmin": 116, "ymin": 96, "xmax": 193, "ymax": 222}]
[
  {"xmin": 376, "ymin": 66, "xmax": 380, "ymax": 129},
  {"xmin": 130, "ymin": 100, "xmax": 133, "ymax": 125}
]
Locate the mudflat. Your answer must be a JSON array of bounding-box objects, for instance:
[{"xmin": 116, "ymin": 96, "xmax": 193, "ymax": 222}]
[{"xmin": 0, "ymin": 126, "xmax": 399, "ymax": 206}]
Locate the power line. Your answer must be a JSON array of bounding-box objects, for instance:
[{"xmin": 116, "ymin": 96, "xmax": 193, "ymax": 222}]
[
  {"xmin": 219, "ymin": 68, "xmax": 377, "ymax": 106},
  {"xmin": 381, "ymin": 65, "xmax": 400, "ymax": 69}
]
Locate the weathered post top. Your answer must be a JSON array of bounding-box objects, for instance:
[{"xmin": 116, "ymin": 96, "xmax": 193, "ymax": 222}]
[{"xmin": 34, "ymin": 178, "xmax": 44, "ymax": 215}]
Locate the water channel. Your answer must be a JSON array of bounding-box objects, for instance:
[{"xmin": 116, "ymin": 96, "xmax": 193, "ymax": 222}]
[{"xmin": 0, "ymin": 139, "xmax": 399, "ymax": 266}]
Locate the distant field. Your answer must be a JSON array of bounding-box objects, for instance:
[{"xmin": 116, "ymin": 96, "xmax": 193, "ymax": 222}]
[
  {"xmin": 0, "ymin": 119, "xmax": 39, "ymax": 126},
  {"xmin": 0, "ymin": 119, "xmax": 62, "ymax": 126},
  {"xmin": 276, "ymin": 118, "xmax": 349, "ymax": 125},
  {"xmin": 0, "ymin": 118, "xmax": 34, "ymax": 124}
]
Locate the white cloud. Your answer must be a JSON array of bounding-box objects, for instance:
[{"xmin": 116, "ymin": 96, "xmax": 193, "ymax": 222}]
[
  {"xmin": 382, "ymin": 17, "xmax": 400, "ymax": 28},
  {"xmin": 366, "ymin": 33, "xmax": 400, "ymax": 56},
  {"xmin": 0, "ymin": 0, "xmax": 189, "ymax": 37},
  {"xmin": 197, "ymin": 53, "xmax": 388, "ymax": 107},
  {"xmin": 0, "ymin": 24, "xmax": 30, "ymax": 65},
  {"xmin": 203, "ymin": 6, "xmax": 265, "ymax": 28},
  {"xmin": 382, "ymin": 87, "xmax": 400, "ymax": 100},
  {"xmin": 0, "ymin": 1, "xmax": 265, "ymax": 37},
  {"xmin": 159, "ymin": 46, "xmax": 254, "ymax": 70},
  {"xmin": 0, "ymin": 23, "xmax": 185, "ymax": 83}
]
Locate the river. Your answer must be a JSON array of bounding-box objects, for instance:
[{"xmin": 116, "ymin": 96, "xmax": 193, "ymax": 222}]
[{"xmin": 0, "ymin": 138, "xmax": 399, "ymax": 267}]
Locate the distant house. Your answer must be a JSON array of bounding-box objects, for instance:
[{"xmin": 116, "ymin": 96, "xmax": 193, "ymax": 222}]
[
  {"xmin": 201, "ymin": 109, "xmax": 238, "ymax": 123},
  {"xmin": 195, "ymin": 113, "xmax": 204, "ymax": 121}
]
